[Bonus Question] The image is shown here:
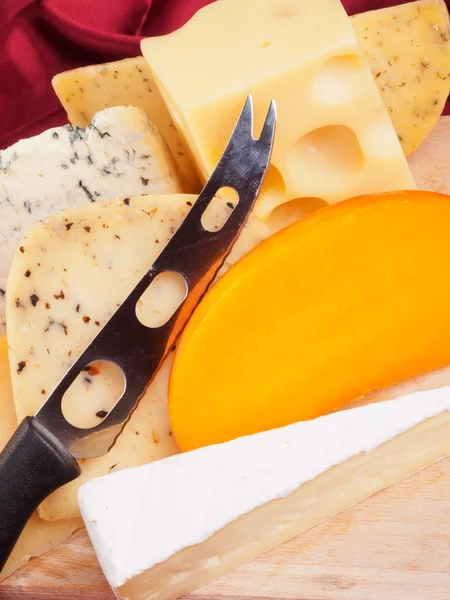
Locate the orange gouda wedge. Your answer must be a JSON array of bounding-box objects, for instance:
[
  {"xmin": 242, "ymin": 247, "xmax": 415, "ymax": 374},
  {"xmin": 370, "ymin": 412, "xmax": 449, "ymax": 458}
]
[{"xmin": 170, "ymin": 191, "xmax": 450, "ymax": 452}]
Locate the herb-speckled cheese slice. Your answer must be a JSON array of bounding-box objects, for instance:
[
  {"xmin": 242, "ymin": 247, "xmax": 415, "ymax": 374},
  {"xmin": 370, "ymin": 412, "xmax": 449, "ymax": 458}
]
[
  {"xmin": 0, "ymin": 106, "xmax": 182, "ymax": 335},
  {"xmin": 0, "ymin": 336, "xmax": 82, "ymax": 582},
  {"xmin": 352, "ymin": 0, "xmax": 450, "ymax": 155},
  {"xmin": 6, "ymin": 194, "xmax": 271, "ymax": 521},
  {"xmin": 52, "ymin": 57, "xmax": 201, "ymax": 193}
]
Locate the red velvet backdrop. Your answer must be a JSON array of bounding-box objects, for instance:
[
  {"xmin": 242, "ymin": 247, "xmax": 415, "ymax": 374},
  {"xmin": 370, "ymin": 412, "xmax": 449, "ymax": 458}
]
[{"xmin": 0, "ymin": 0, "xmax": 448, "ymax": 149}]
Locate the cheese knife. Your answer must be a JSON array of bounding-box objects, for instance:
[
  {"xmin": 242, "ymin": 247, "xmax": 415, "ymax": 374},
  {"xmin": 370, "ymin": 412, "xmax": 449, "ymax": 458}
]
[{"xmin": 0, "ymin": 95, "xmax": 276, "ymax": 568}]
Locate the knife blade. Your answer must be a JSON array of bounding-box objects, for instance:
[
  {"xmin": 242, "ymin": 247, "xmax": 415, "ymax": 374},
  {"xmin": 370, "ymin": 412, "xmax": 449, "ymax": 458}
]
[{"xmin": 0, "ymin": 95, "xmax": 276, "ymax": 569}]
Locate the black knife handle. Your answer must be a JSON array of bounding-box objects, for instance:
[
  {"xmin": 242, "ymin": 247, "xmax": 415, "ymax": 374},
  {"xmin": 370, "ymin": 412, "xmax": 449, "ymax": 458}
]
[{"xmin": 0, "ymin": 417, "xmax": 80, "ymax": 570}]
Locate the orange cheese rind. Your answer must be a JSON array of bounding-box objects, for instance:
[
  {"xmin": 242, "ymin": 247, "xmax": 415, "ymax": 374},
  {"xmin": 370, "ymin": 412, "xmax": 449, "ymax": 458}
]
[{"xmin": 170, "ymin": 190, "xmax": 450, "ymax": 452}]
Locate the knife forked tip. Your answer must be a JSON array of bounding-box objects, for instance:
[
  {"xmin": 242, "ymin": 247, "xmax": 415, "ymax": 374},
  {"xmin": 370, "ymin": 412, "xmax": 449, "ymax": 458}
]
[
  {"xmin": 268, "ymin": 98, "xmax": 277, "ymax": 121},
  {"xmin": 244, "ymin": 93, "xmax": 253, "ymax": 111},
  {"xmin": 235, "ymin": 94, "xmax": 254, "ymax": 138},
  {"xmin": 257, "ymin": 99, "xmax": 277, "ymax": 148}
]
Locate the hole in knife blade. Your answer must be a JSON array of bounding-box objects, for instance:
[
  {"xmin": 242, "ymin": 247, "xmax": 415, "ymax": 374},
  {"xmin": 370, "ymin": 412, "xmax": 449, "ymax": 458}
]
[
  {"xmin": 201, "ymin": 188, "xmax": 239, "ymax": 232},
  {"xmin": 61, "ymin": 360, "xmax": 125, "ymax": 429},
  {"xmin": 136, "ymin": 271, "xmax": 188, "ymax": 328}
]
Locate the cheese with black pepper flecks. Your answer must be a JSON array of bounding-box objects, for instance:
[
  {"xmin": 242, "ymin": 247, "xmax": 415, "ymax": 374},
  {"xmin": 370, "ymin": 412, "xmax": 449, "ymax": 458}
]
[
  {"xmin": 6, "ymin": 193, "xmax": 270, "ymax": 521},
  {"xmin": 0, "ymin": 106, "xmax": 182, "ymax": 334},
  {"xmin": 352, "ymin": 0, "xmax": 450, "ymax": 156}
]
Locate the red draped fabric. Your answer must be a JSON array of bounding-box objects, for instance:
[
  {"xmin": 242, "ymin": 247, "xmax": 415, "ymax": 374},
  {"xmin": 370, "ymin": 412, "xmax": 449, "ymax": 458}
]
[{"xmin": 0, "ymin": 0, "xmax": 448, "ymax": 148}]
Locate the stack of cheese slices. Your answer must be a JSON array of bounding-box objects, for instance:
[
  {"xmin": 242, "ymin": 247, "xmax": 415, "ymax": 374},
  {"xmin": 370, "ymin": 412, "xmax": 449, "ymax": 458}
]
[{"xmin": 1, "ymin": 0, "xmax": 450, "ymax": 598}]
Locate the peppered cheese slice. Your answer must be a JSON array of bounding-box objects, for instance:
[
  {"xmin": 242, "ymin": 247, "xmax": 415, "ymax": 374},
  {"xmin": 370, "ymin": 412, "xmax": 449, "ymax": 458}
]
[
  {"xmin": 352, "ymin": 0, "xmax": 450, "ymax": 155},
  {"xmin": 0, "ymin": 336, "xmax": 82, "ymax": 582},
  {"xmin": 52, "ymin": 57, "xmax": 201, "ymax": 193},
  {"xmin": 6, "ymin": 194, "xmax": 271, "ymax": 521},
  {"xmin": 141, "ymin": 0, "xmax": 415, "ymax": 220},
  {"xmin": 0, "ymin": 106, "xmax": 182, "ymax": 335},
  {"xmin": 79, "ymin": 386, "xmax": 450, "ymax": 600}
]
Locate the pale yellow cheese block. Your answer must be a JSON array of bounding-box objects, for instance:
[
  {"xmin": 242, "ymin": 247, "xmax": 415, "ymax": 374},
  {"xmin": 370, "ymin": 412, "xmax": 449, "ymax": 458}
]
[
  {"xmin": 52, "ymin": 58, "xmax": 201, "ymax": 194},
  {"xmin": 141, "ymin": 0, "xmax": 415, "ymax": 220},
  {"xmin": 0, "ymin": 337, "xmax": 82, "ymax": 582},
  {"xmin": 6, "ymin": 194, "xmax": 271, "ymax": 521},
  {"xmin": 51, "ymin": 0, "xmax": 450, "ymax": 192},
  {"xmin": 352, "ymin": 0, "xmax": 450, "ymax": 156}
]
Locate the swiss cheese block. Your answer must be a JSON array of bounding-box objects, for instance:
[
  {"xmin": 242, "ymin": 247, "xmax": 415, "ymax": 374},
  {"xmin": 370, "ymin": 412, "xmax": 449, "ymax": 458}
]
[
  {"xmin": 0, "ymin": 106, "xmax": 182, "ymax": 334},
  {"xmin": 170, "ymin": 191, "xmax": 450, "ymax": 451},
  {"xmin": 79, "ymin": 387, "xmax": 450, "ymax": 600},
  {"xmin": 52, "ymin": 58, "xmax": 201, "ymax": 193},
  {"xmin": 6, "ymin": 194, "xmax": 271, "ymax": 521},
  {"xmin": 141, "ymin": 0, "xmax": 415, "ymax": 220},
  {"xmin": 352, "ymin": 0, "xmax": 450, "ymax": 155},
  {"xmin": 0, "ymin": 337, "xmax": 82, "ymax": 582}
]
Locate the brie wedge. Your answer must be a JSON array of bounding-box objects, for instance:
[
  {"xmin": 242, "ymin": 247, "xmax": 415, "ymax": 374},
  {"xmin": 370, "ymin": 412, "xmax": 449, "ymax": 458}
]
[{"xmin": 79, "ymin": 386, "xmax": 450, "ymax": 600}]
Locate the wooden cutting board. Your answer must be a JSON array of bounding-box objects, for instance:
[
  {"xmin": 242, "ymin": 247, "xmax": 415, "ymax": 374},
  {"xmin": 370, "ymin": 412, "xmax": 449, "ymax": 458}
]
[{"xmin": 1, "ymin": 119, "xmax": 450, "ymax": 600}]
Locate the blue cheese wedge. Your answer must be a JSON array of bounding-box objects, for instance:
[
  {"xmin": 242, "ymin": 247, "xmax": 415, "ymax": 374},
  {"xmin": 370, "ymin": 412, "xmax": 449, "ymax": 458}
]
[
  {"xmin": 0, "ymin": 106, "xmax": 182, "ymax": 333},
  {"xmin": 79, "ymin": 386, "xmax": 450, "ymax": 600},
  {"xmin": 6, "ymin": 193, "xmax": 271, "ymax": 521},
  {"xmin": 52, "ymin": 57, "xmax": 201, "ymax": 193}
]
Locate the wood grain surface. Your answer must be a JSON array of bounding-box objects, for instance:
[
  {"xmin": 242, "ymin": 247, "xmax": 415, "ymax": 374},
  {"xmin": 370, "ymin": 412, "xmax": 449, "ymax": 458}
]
[{"xmin": 0, "ymin": 118, "xmax": 449, "ymax": 600}]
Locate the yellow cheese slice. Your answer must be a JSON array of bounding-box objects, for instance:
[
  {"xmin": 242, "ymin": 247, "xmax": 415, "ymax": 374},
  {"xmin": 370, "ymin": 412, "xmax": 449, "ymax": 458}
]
[
  {"xmin": 141, "ymin": 0, "xmax": 415, "ymax": 220},
  {"xmin": 6, "ymin": 194, "xmax": 271, "ymax": 521},
  {"xmin": 0, "ymin": 336, "xmax": 82, "ymax": 582},
  {"xmin": 52, "ymin": 58, "xmax": 201, "ymax": 193},
  {"xmin": 352, "ymin": 0, "xmax": 450, "ymax": 156}
]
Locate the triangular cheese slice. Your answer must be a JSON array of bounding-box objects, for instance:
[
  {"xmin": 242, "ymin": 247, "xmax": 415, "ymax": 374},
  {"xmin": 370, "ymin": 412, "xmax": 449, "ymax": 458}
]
[{"xmin": 79, "ymin": 386, "xmax": 450, "ymax": 600}]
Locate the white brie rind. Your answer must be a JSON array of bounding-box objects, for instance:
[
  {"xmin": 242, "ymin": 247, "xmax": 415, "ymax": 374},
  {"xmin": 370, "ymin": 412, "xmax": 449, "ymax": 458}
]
[{"xmin": 79, "ymin": 385, "xmax": 450, "ymax": 600}]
